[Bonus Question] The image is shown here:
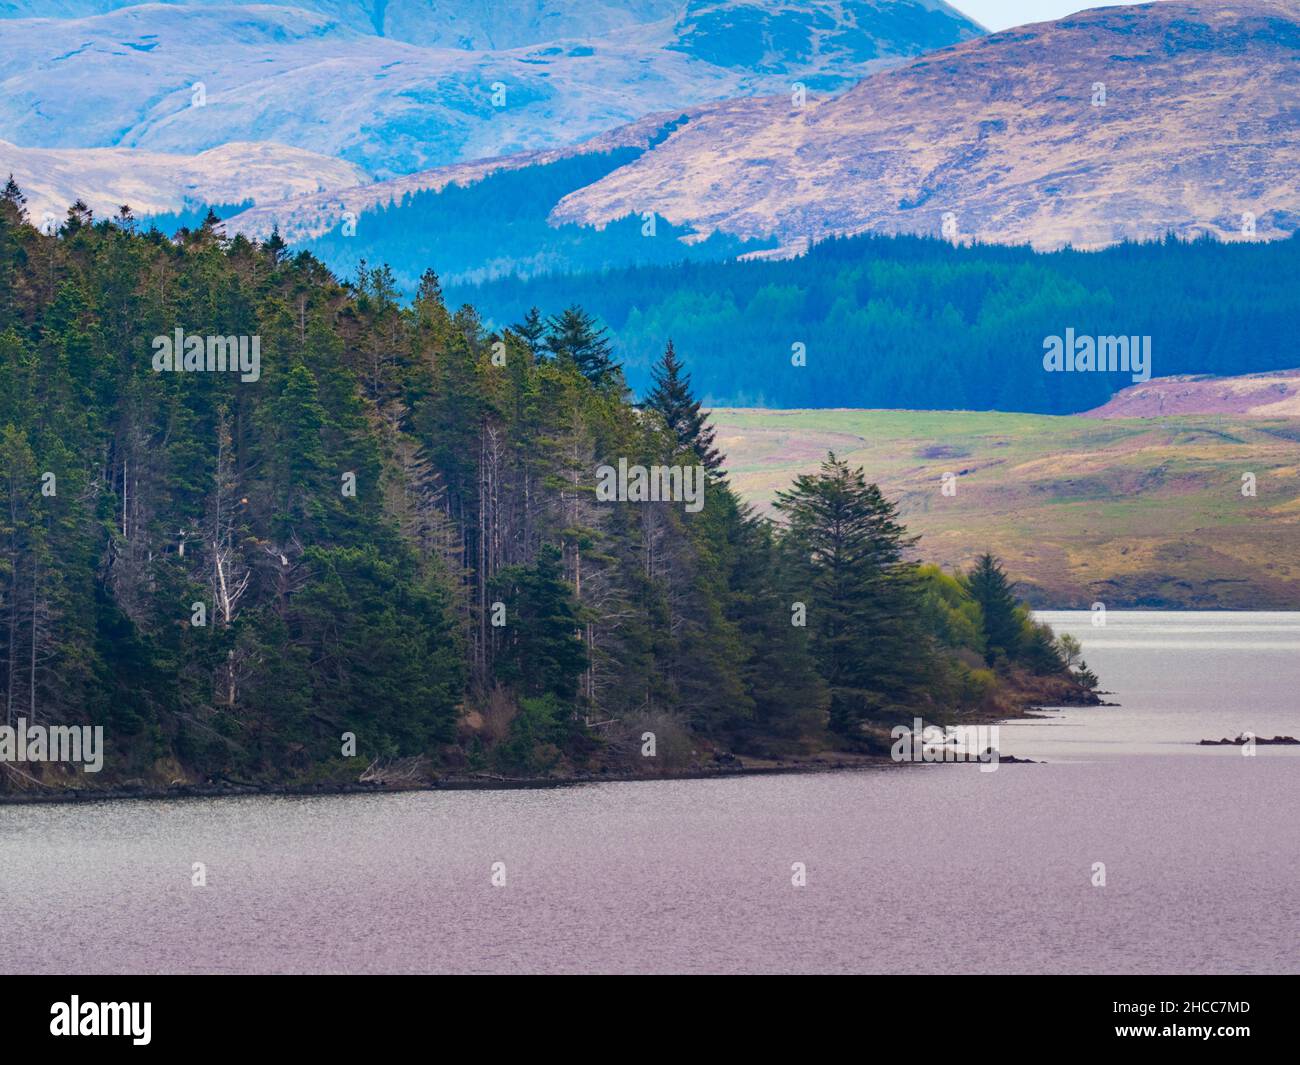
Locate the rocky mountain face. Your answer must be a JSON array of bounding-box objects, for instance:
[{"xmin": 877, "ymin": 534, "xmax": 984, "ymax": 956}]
[
  {"xmin": 0, "ymin": 1, "xmax": 685, "ymax": 47},
  {"xmin": 0, "ymin": 1, "xmax": 982, "ymax": 178},
  {"xmin": 0, "ymin": 139, "xmax": 367, "ymax": 223},
  {"xmin": 547, "ymin": 0, "xmax": 1300, "ymax": 249}
]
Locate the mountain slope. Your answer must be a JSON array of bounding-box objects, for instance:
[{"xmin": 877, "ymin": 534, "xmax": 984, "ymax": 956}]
[
  {"xmin": 0, "ymin": 139, "xmax": 367, "ymax": 223},
  {"xmin": 221, "ymin": 112, "xmax": 685, "ymax": 245},
  {"xmin": 1084, "ymin": 370, "xmax": 1300, "ymax": 419},
  {"xmin": 0, "ymin": 1, "xmax": 983, "ymax": 177},
  {"xmin": 549, "ymin": 0, "xmax": 1300, "ymax": 249},
  {"xmin": 0, "ymin": 1, "xmax": 683, "ymax": 46}
]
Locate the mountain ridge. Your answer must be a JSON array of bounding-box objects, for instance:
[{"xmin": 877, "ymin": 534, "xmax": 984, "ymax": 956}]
[
  {"xmin": 216, "ymin": 0, "xmax": 1300, "ymax": 261},
  {"xmin": 550, "ymin": 0, "xmax": 1300, "ymax": 249},
  {"xmin": 0, "ymin": 1, "xmax": 982, "ymax": 177}
]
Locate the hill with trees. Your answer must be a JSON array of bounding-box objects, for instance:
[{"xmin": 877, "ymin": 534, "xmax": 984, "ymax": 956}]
[
  {"xmin": 0, "ymin": 182, "xmax": 1093, "ymax": 794},
  {"xmin": 452, "ymin": 230, "xmax": 1300, "ymax": 412}
]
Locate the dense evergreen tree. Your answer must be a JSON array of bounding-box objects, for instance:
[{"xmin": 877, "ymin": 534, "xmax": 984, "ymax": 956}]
[
  {"xmin": 492, "ymin": 544, "xmax": 587, "ymax": 702},
  {"xmin": 645, "ymin": 340, "xmax": 722, "ymax": 472},
  {"xmin": 453, "ymin": 230, "xmax": 1300, "ymax": 413},
  {"xmin": 965, "ymin": 554, "xmax": 1023, "ymax": 665},
  {"xmin": 774, "ymin": 453, "xmax": 938, "ymax": 736},
  {"xmin": 545, "ymin": 305, "xmax": 621, "ymax": 389},
  {"xmin": 512, "ymin": 307, "xmax": 546, "ymax": 361},
  {"xmin": 2, "ymin": 175, "xmax": 25, "ymax": 211}
]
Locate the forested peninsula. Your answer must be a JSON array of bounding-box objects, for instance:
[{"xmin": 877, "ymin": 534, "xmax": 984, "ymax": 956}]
[{"xmin": 0, "ymin": 188, "xmax": 1097, "ymax": 798}]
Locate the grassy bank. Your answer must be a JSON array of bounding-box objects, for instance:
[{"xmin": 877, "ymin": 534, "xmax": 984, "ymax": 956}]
[{"xmin": 714, "ymin": 409, "xmax": 1300, "ymax": 608}]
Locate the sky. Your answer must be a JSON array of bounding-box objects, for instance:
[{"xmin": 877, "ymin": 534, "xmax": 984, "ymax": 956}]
[{"xmin": 950, "ymin": 0, "xmax": 1148, "ymax": 32}]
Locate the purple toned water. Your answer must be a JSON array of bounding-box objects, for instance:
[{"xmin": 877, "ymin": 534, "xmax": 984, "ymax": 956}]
[{"xmin": 1, "ymin": 612, "xmax": 1296, "ymax": 974}]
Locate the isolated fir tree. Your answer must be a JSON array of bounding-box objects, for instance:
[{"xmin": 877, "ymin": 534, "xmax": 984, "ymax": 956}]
[
  {"xmin": 774, "ymin": 452, "xmax": 934, "ymax": 736},
  {"xmin": 645, "ymin": 340, "xmax": 722, "ymax": 472},
  {"xmin": 263, "ymin": 225, "xmax": 288, "ymax": 264},
  {"xmin": 964, "ymin": 553, "xmax": 1023, "ymax": 665},
  {"xmin": 545, "ymin": 305, "xmax": 620, "ymax": 387},
  {"xmin": 2, "ymin": 175, "xmax": 26, "ymax": 212}
]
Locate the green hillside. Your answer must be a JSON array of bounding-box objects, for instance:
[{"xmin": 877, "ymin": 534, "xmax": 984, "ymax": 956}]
[{"xmin": 715, "ymin": 409, "xmax": 1300, "ymax": 608}]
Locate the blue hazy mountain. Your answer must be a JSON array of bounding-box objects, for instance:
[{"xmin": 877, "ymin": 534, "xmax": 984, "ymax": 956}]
[{"xmin": 0, "ymin": 1, "xmax": 983, "ymax": 177}]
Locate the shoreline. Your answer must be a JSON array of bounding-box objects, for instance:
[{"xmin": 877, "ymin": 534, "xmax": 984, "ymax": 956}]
[
  {"xmin": 0, "ymin": 753, "xmax": 906, "ymax": 806},
  {"xmin": 1, "ymin": 689, "xmax": 1097, "ymax": 806}
]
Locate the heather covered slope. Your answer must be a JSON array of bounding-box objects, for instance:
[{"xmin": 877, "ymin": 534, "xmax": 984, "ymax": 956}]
[
  {"xmin": 550, "ymin": 0, "xmax": 1300, "ymax": 249},
  {"xmin": 1084, "ymin": 370, "xmax": 1300, "ymax": 419},
  {"xmin": 0, "ymin": 139, "xmax": 367, "ymax": 225}
]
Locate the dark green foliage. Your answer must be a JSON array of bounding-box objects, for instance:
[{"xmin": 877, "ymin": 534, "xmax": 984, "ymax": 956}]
[
  {"xmin": 774, "ymin": 452, "xmax": 939, "ymax": 736},
  {"xmin": 493, "ymin": 695, "xmax": 569, "ymax": 775},
  {"xmin": 544, "ymin": 305, "xmax": 621, "ymax": 388},
  {"xmin": 492, "ymin": 545, "xmax": 587, "ymax": 701},
  {"xmin": 0, "ymin": 178, "xmax": 1084, "ymax": 786},
  {"xmin": 452, "ymin": 230, "xmax": 1300, "ymax": 413},
  {"xmin": 512, "ymin": 306, "xmax": 546, "ymax": 361},
  {"xmin": 645, "ymin": 340, "xmax": 722, "ymax": 472},
  {"xmin": 965, "ymin": 554, "xmax": 1023, "ymax": 665}
]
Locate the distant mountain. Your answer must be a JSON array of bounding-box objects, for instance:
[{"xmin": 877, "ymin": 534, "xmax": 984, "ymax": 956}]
[
  {"xmin": 0, "ymin": 139, "xmax": 367, "ymax": 224},
  {"xmin": 220, "ymin": 0, "xmax": 1300, "ymax": 286},
  {"xmin": 215, "ymin": 113, "xmax": 784, "ymax": 292},
  {"xmin": 0, "ymin": 1, "xmax": 983, "ymax": 178},
  {"xmin": 0, "ymin": 1, "xmax": 683, "ymax": 45},
  {"xmin": 546, "ymin": 0, "xmax": 1300, "ymax": 249},
  {"xmin": 1084, "ymin": 371, "xmax": 1300, "ymax": 419}
]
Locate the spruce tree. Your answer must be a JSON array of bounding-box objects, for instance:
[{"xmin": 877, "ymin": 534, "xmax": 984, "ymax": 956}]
[
  {"xmin": 493, "ymin": 544, "xmax": 587, "ymax": 702},
  {"xmin": 512, "ymin": 306, "xmax": 546, "ymax": 361},
  {"xmin": 645, "ymin": 340, "xmax": 722, "ymax": 472},
  {"xmin": 1, "ymin": 175, "xmax": 23, "ymax": 203},
  {"xmin": 774, "ymin": 452, "xmax": 934, "ymax": 737},
  {"xmin": 964, "ymin": 553, "xmax": 1023, "ymax": 665},
  {"xmin": 727, "ymin": 509, "xmax": 829, "ymax": 750},
  {"xmin": 545, "ymin": 305, "xmax": 620, "ymax": 388},
  {"xmin": 263, "ymin": 225, "xmax": 288, "ymax": 264}
]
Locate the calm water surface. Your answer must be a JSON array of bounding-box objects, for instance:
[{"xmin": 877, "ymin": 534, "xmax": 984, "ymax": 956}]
[{"xmin": 1, "ymin": 611, "xmax": 1296, "ymax": 974}]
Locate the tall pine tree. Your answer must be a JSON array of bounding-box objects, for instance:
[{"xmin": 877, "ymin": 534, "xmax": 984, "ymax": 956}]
[
  {"xmin": 774, "ymin": 453, "xmax": 936, "ymax": 737},
  {"xmin": 645, "ymin": 340, "xmax": 722, "ymax": 472}
]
